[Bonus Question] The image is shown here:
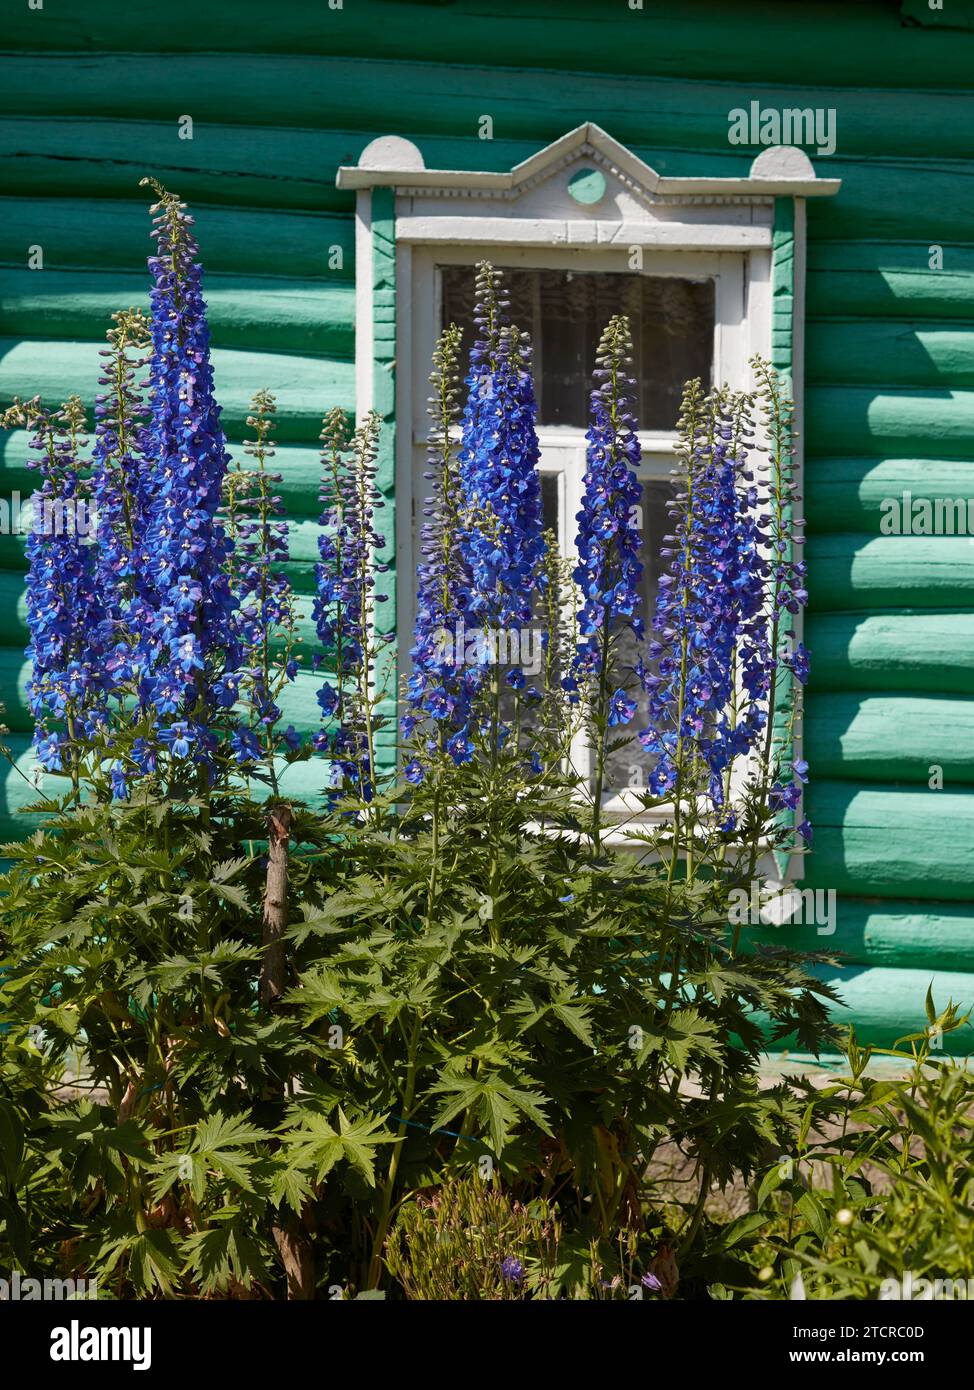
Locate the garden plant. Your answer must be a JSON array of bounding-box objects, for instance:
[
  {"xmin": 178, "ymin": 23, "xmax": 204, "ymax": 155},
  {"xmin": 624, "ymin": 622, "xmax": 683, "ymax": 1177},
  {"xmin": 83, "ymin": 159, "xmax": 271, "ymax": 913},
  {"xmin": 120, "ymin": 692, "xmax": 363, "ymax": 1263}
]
[{"xmin": 1, "ymin": 180, "xmax": 955, "ymax": 1302}]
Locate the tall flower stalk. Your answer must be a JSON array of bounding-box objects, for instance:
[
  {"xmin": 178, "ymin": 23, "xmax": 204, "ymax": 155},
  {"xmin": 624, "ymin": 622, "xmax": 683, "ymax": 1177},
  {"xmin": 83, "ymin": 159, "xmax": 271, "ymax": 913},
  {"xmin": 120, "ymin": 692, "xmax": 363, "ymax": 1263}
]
[
  {"xmin": 572, "ymin": 314, "xmax": 644, "ymax": 848},
  {"xmin": 458, "ymin": 265, "xmax": 544, "ymax": 764},
  {"xmin": 402, "ymin": 323, "xmax": 472, "ymax": 779},
  {"xmin": 1, "ymin": 395, "xmax": 102, "ymax": 795},
  {"xmin": 220, "ymin": 390, "xmax": 300, "ymax": 795},
  {"xmin": 742, "ymin": 358, "xmax": 811, "ymax": 880},
  {"xmin": 136, "ymin": 178, "xmax": 237, "ymax": 782},
  {"xmin": 313, "ymin": 408, "xmax": 390, "ymax": 807},
  {"xmin": 90, "ymin": 308, "xmax": 152, "ymax": 654}
]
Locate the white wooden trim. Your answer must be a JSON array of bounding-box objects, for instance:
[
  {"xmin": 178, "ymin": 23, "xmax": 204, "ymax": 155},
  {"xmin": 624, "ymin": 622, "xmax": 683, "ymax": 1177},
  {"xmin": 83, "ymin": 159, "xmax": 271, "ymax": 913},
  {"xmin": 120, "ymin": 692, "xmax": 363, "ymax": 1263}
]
[
  {"xmin": 394, "ymin": 237, "xmax": 414, "ymax": 700},
  {"xmin": 353, "ymin": 189, "xmax": 373, "ymax": 419},
  {"xmin": 338, "ymin": 122, "xmax": 841, "ymax": 199},
  {"xmin": 395, "ymin": 216, "xmax": 773, "ymax": 251}
]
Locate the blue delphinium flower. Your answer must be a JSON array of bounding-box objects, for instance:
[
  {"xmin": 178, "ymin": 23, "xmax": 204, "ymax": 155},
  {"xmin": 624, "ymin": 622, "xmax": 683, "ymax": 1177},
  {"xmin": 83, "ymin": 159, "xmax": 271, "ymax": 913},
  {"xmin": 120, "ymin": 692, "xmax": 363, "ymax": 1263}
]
[
  {"xmin": 500, "ymin": 1256, "xmax": 524, "ymax": 1285},
  {"xmin": 748, "ymin": 358, "xmax": 811, "ymax": 839},
  {"xmin": 572, "ymin": 314, "xmax": 644, "ymax": 693},
  {"xmin": 135, "ymin": 179, "xmax": 238, "ymax": 774},
  {"xmin": 221, "ymin": 389, "xmax": 299, "ymax": 788},
  {"xmin": 89, "ymin": 309, "xmax": 153, "ymax": 678},
  {"xmin": 637, "ymin": 364, "xmax": 810, "ymax": 843},
  {"xmin": 638, "ymin": 385, "xmax": 766, "ymax": 806},
  {"xmin": 313, "ymin": 408, "xmax": 390, "ymax": 800},
  {"xmin": 403, "ymin": 323, "xmax": 479, "ymax": 767},
  {"xmin": 457, "ymin": 264, "xmax": 544, "ymax": 717},
  {"xmin": 570, "ymin": 314, "xmax": 645, "ymax": 836},
  {"xmin": 3, "ymin": 396, "xmax": 107, "ymax": 778}
]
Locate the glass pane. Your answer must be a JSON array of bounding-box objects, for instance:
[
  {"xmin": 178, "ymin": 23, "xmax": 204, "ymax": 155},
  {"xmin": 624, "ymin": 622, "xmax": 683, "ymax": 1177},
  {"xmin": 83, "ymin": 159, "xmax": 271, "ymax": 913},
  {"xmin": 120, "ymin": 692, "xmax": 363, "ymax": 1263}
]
[
  {"xmin": 540, "ymin": 472, "xmax": 559, "ymax": 534},
  {"xmin": 440, "ymin": 266, "xmax": 714, "ymax": 431},
  {"xmin": 603, "ymin": 479, "xmax": 674, "ymax": 794}
]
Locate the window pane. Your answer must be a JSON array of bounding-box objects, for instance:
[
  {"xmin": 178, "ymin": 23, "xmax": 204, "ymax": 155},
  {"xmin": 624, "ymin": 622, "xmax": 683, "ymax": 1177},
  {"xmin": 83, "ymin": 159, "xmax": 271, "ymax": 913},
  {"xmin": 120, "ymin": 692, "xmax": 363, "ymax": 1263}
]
[
  {"xmin": 603, "ymin": 479, "xmax": 674, "ymax": 795},
  {"xmin": 440, "ymin": 266, "xmax": 714, "ymax": 431},
  {"xmin": 540, "ymin": 473, "xmax": 559, "ymax": 535}
]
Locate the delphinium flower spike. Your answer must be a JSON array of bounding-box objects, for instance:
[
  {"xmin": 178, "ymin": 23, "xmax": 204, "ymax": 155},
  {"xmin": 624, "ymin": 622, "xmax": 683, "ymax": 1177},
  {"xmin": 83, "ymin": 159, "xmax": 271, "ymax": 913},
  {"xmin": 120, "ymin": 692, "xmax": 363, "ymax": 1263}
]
[
  {"xmin": 748, "ymin": 357, "xmax": 811, "ymax": 850},
  {"xmin": 313, "ymin": 408, "xmax": 390, "ymax": 804},
  {"xmin": 457, "ymin": 264, "xmax": 544, "ymax": 758},
  {"xmin": 89, "ymin": 308, "xmax": 153, "ymax": 692},
  {"xmin": 135, "ymin": 178, "xmax": 238, "ymax": 781},
  {"xmin": 219, "ymin": 390, "xmax": 300, "ymax": 790},
  {"xmin": 572, "ymin": 313, "xmax": 644, "ymax": 841},
  {"xmin": 2, "ymin": 396, "xmax": 104, "ymax": 791},
  {"xmin": 637, "ymin": 383, "xmax": 762, "ymax": 820},
  {"xmin": 402, "ymin": 323, "xmax": 475, "ymax": 780}
]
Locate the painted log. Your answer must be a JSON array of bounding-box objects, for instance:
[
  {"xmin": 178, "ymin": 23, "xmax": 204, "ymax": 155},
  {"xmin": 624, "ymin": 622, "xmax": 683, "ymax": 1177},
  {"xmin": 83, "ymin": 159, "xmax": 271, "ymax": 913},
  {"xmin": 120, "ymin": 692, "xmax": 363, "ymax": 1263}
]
[
  {"xmin": 0, "ymin": 339, "xmax": 354, "ymax": 443},
  {"xmin": 807, "ymin": 242, "xmax": 974, "ymax": 320},
  {"xmin": 4, "ymin": 0, "xmax": 973, "ymax": 90},
  {"xmin": 805, "ymin": 458, "xmax": 974, "ymax": 534},
  {"xmin": 806, "ymin": 320, "xmax": 974, "ymax": 389},
  {"xmin": 802, "ymin": 782, "xmax": 974, "ymax": 901},
  {"xmin": 759, "ymin": 897, "xmax": 974, "ymax": 974},
  {"xmin": 806, "ymin": 533, "xmax": 974, "ymax": 609},
  {"xmin": 0, "ymin": 196, "xmax": 354, "ymax": 279},
  {"xmin": 770, "ymin": 965, "xmax": 974, "ymax": 1054},
  {"xmin": 806, "ymin": 611, "xmax": 974, "ymax": 694},
  {"xmin": 804, "ymin": 693, "xmax": 974, "ymax": 783},
  {"xmin": 805, "ymin": 387, "xmax": 974, "ymax": 459},
  {"xmin": 0, "ymin": 55, "xmax": 970, "ymax": 164},
  {"xmin": 0, "ymin": 267, "xmax": 354, "ymax": 357}
]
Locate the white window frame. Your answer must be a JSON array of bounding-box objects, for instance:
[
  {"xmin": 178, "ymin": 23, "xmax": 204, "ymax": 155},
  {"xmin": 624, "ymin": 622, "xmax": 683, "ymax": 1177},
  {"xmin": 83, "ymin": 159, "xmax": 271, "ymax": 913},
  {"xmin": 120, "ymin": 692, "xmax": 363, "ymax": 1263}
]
[{"xmin": 337, "ymin": 124, "xmax": 839, "ymax": 830}]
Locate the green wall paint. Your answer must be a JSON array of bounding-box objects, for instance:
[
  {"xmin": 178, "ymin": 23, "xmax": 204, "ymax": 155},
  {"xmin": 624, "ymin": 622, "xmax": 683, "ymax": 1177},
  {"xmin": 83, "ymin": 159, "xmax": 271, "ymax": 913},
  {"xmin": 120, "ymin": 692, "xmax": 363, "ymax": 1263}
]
[{"xmin": 1, "ymin": 0, "xmax": 972, "ymax": 1047}]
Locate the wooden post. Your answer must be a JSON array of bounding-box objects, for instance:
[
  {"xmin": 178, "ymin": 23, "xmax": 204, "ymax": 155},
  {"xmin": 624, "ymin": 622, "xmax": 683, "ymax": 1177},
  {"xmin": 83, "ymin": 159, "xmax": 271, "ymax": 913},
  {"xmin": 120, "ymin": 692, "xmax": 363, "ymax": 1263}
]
[{"xmin": 259, "ymin": 804, "xmax": 292, "ymax": 1011}]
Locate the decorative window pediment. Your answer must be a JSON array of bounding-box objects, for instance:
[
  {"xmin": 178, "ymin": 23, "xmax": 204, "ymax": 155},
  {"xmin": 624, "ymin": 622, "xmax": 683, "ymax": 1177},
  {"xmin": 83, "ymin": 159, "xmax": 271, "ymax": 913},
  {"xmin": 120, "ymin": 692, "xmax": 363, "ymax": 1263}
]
[{"xmin": 338, "ymin": 122, "xmax": 840, "ymax": 250}]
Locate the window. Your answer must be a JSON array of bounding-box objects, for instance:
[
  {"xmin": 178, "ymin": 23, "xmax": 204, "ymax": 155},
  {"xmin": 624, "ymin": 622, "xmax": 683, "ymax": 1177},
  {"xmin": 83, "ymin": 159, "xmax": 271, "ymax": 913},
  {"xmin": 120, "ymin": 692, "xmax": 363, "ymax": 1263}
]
[
  {"xmin": 337, "ymin": 124, "xmax": 838, "ymax": 816},
  {"xmin": 423, "ymin": 251, "xmax": 731, "ymax": 794},
  {"xmin": 440, "ymin": 266, "xmax": 714, "ymax": 430}
]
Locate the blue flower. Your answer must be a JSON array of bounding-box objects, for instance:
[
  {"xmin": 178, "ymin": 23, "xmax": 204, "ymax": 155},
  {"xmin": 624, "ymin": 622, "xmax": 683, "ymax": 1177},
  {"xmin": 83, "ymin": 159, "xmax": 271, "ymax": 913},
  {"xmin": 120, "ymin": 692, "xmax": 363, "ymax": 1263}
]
[
  {"xmin": 572, "ymin": 315, "xmax": 644, "ymax": 694},
  {"xmin": 405, "ymin": 325, "xmax": 477, "ymax": 765},
  {"xmin": 500, "ymin": 1256, "xmax": 524, "ymax": 1284},
  {"xmin": 136, "ymin": 182, "xmax": 238, "ymax": 766},
  {"xmin": 160, "ymin": 720, "xmax": 194, "ymax": 759},
  {"xmin": 458, "ymin": 275, "xmax": 544, "ymax": 639},
  {"xmin": 447, "ymin": 730, "xmax": 474, "ymax": 766},
  {"xmin": 231, "ymin": 727, "xmax": 262, "ymax": 765},
  {"xmin": 638, "ymin": 385, "xmax": 769, "ymax": 808},
  {"xmin": 608, "ymin": 688, "xmax": 637, "ymax": 727},
  {"xmin": 769, "ymin": 780, "xmax": 802, "ymax": 813},
  {"xmin": 36, "ymin": 731, "xmax": 64, "ymax": 772},
  {"xmin": 313, "ymin": 410, "xmax": 387, "ymax": 797},
  {"xmin": 404, "ymin": 758, "xmax": 425, "ymax": 785}
]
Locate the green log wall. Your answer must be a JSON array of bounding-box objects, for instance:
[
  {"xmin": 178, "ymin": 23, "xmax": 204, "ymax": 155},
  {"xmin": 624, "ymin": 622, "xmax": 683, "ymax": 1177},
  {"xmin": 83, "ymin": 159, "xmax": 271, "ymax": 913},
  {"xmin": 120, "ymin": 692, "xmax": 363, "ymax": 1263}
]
[{"xmin": 2, "ymin": 0, "xmax": 973, "ymax": 1052}]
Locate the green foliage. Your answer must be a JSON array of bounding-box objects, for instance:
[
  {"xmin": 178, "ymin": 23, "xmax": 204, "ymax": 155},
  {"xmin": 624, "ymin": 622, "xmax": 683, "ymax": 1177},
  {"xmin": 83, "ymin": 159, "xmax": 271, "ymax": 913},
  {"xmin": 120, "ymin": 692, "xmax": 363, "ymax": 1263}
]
[
  {"xmin": 744, "ymin": 998, "xmax": 974, "ymax": 1300},
  {"xmin": 0, "ymin": 786, "xmax": 391, "ymax": 1297}
]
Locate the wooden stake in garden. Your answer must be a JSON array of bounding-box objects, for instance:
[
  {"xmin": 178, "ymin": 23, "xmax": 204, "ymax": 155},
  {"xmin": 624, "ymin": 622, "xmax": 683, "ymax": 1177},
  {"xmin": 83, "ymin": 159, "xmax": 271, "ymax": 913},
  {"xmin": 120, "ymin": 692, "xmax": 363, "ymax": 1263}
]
[{"xmin": 259, "ymin": 803, "xmax": 292, "ymax": 1010}]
